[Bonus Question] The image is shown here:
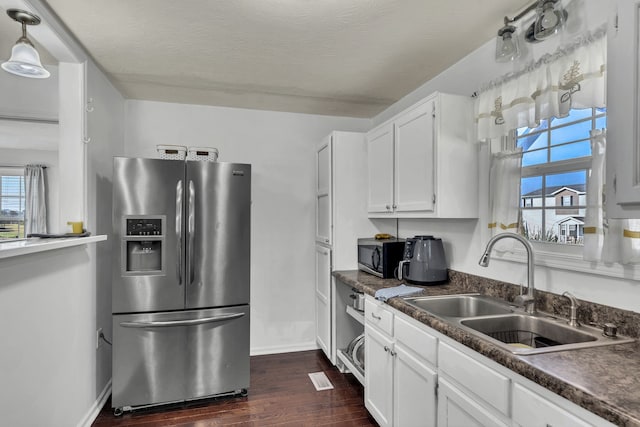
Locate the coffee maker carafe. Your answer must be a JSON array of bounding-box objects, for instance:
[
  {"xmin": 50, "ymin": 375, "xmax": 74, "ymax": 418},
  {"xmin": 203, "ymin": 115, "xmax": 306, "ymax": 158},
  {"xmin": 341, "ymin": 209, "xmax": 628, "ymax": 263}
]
[{"xmin": 398, "ymin": 235, "xmax": 448, "ymax": 285}]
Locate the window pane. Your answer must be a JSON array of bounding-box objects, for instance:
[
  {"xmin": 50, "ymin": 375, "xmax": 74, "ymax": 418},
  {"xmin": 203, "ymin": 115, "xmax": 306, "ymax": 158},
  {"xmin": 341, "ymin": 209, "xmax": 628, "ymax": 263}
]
[
  {"xmin": 522, "ymin": 209, "xmax": 543, "ymax": 241},
  {"xmin": 547, "ymin": 215, "xmax": 583, "ymax": 245},
  {"xmin": 550, "ymin": 120, "xmax": 593, "ymax": 145},
  {"xmin": 595, "ymin": 115, "xmax": 606, "ymax": 130},
  {"xmin": 550, "ymin": 140, "xmax": 591, "ymax": 162},
  {"xmin": 549, "ymin": 108, "xmax": 592, "ymax": 127},
  {"xmin": 517, "ymin": 132, "xmax": 548, "ymax": 152},
  {"xmin": 521, "ymin": 176, "xmax": 543, "ymax": 199},
  {"xmin": 522, "ymin": 149, "xmax": 548, "ymax": 167},
  {"xmin": 1, "ymin": 176, "xmax": 22, "ymax": 196},
  {"xmin": 545, "ymin": 170, "xmax": 587, "ymax": 193}
]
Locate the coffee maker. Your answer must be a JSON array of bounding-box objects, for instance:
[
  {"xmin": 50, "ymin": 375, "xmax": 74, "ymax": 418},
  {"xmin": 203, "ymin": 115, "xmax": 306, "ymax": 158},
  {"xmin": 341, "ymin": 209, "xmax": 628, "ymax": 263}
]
[{"xmin": 398, "ymin": 235, "xmax": 448, "ymax": 285}]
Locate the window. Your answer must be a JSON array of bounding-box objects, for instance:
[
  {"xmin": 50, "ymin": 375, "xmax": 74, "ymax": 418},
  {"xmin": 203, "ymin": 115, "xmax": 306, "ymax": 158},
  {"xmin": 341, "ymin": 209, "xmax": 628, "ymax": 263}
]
[
  {"xmin": 0, "ymin": 172, "xmax": 25, "ymax": 239},
  {"xmin": 517, "ymin": 108, "xmax": 605, "ymax": 245}
]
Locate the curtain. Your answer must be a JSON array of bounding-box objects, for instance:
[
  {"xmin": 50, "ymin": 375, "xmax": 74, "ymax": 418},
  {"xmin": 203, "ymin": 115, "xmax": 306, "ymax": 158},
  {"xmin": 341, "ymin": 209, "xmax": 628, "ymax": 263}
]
[
  {"xmin": 582, "ymin": 130, "xmax": 640, "ymax": 264},
  {"xmin": 475, "ymin": 26, "xmax": 607, "ymax": 141},
  {"xmin": 24, "ymin": 164, "xmax": 47, "ymax": 235},
  {"xmin": 583, "ymin": 129, "xmax": 605, "ymax": 261},
  {"xmin": 487, "ymin": 144, "xmax": 523, "ymax": 252}
]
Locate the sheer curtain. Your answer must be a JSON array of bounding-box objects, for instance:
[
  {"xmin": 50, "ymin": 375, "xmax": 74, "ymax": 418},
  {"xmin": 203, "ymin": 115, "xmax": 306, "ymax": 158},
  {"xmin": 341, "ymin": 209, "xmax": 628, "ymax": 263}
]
[
  {"xmin": 475, "ymin": 26, "xmax": 607, "ymax": 141},
  {"xmin": 24, "ymin": 164, "xmax": 47, "ymax": 235},
  {"xmin": 583, "ymin": 130, "xmax": 640, "ymax": 264}
]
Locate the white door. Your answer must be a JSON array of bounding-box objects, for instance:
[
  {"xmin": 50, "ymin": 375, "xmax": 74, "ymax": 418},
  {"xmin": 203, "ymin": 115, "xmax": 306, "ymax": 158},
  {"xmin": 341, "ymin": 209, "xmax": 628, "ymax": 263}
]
[
  {"xmin": 364, "ymin": 325, "xmax": 394, "ymax": 427},
  {"xmin": 315, "ymin": 245, "xmax": 331, "ymax": 357},
  {"xmin": 394, "ymin": 101, "xmax": 435, "ymax": 213},
  {"xmin": 437, "ymin": 379, "xmax": 509, "ymax": 427},
  {"xmin": 367, "ymin": 124, "xmax": 394, "ymax": 213},
  {"xmin": 316, "ymin": 135, "xmax": 332, "ymax": 244},
  {"xmin": 394, "ymin": 345, "xmax": 437, "ymax": 427}
]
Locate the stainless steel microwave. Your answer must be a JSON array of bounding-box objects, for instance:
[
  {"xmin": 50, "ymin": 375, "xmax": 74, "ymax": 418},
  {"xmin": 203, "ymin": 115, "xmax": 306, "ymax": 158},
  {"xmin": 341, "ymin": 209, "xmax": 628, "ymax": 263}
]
[{"xmin": 357, "ymin": 238, "xmax": 405, "ymax": 278}]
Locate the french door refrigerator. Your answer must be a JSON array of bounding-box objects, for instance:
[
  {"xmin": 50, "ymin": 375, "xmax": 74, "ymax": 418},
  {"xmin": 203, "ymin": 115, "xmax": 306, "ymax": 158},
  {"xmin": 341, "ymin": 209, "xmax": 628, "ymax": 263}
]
[{"xmin": 111, "ymin": 157, "xmax": 251, "ymax": 414}]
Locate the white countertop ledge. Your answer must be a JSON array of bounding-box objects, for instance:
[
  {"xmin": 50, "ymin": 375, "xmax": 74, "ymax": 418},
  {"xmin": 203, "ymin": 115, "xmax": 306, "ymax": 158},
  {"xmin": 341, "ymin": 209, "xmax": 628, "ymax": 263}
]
[{"xmin": 0, "ymin": 235, "xmax": 107, "ymax": 259}]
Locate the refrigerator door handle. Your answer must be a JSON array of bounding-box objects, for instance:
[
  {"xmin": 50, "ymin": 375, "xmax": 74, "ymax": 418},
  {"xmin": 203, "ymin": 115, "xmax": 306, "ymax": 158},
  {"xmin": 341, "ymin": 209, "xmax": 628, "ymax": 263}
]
[
  {"xmin": 119, "ymin": 312, "xmax": 245, "ymax": 328},
  {"xmin": 176, "ymin": 179, "xmax": 183, "ymax": 286},
  {"xmin": 188, "ymin": 180, "xmax": 196, "ymax": 284}
]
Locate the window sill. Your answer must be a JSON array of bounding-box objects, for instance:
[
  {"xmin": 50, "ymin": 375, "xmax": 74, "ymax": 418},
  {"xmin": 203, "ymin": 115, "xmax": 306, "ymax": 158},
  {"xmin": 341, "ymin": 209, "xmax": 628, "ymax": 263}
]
[
  {"xmin": 0, "ymin": 235, "xmax": 107, "ymax": 260},
  {"xmin": 494, "ymin": 241, "xmax": 640, "ymax": 281}
]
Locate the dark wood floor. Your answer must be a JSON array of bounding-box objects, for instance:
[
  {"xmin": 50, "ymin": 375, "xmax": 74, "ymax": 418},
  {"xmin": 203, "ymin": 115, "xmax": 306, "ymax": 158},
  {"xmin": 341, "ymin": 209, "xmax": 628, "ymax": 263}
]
[{"xmin": 93, "ymin": 350, "xmax": 377, "ymax": 426}]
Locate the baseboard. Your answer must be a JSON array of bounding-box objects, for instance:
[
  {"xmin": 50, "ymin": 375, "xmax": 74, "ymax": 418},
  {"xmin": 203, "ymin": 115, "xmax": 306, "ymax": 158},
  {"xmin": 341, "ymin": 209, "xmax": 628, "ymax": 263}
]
[
  {"xmin": 78, "ymin": 379, "xmax": 112, "ymax": 427},
  {"xmin": 250, "ymin": 341, "xmax": 318, "ymax": 356}
]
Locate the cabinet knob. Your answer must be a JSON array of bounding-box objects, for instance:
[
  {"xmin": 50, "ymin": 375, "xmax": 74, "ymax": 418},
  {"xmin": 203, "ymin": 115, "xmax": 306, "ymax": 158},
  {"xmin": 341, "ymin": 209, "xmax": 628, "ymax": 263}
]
[
  {"xmin": 392, "ymin": 204, "xmax": 397, "ymax": 209},
  {"xmin": 384, "ymin": 345, "xmax": 390, "ymax": 353},
  {"xmin": 385, "ymin": 205, "xmax": 391, "ymax": 210}
]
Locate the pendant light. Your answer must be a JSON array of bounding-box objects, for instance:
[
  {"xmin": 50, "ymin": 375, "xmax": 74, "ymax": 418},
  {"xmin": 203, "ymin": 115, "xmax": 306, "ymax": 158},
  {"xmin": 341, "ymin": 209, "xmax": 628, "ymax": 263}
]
[
  {"xmin": 495, "ymin": 24, "xmax": 520, "ymax": 63},
  {"xmin": 1, "ymin": 9, "xmax": 50, "ymax": 79}
]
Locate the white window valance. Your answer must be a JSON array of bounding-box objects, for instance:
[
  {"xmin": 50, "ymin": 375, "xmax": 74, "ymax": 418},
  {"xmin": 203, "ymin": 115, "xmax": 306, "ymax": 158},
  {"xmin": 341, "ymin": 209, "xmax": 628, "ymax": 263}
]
[{"xmin": 475, "ymin": 26, "xmax": 607, "ymax": 141}]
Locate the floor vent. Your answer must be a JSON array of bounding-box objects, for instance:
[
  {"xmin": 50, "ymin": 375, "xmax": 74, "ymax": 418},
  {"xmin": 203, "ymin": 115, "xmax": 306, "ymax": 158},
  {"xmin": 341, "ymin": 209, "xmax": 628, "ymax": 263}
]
[{"xmin": 308, "ymin": 371, "xmax": 334, "ymax": 391}]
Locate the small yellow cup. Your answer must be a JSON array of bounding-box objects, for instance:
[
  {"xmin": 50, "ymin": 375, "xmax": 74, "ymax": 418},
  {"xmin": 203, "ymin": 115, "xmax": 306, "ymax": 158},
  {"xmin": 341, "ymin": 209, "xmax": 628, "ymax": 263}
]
[{"xmin": 67, "ymin": 221, "xmax": 84, "ymax": 234}]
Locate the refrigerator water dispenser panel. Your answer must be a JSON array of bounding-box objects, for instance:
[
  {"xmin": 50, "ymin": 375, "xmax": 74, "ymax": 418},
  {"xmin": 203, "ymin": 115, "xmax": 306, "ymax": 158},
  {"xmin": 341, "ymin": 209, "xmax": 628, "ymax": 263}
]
[{"xmin": 121, "ymin": 216, "xmax": 166, "ymax": 275}]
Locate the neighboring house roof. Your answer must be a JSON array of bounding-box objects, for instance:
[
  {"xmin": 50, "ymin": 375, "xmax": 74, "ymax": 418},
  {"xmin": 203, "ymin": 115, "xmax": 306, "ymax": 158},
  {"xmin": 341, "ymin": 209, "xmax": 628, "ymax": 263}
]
[
  {"xmin": 557, "ymin": 216, "xmax": 585, "ymax": 225},
  {"xmin": 522, "ymin": 184, "xmax": 586, "ymax": 198}
]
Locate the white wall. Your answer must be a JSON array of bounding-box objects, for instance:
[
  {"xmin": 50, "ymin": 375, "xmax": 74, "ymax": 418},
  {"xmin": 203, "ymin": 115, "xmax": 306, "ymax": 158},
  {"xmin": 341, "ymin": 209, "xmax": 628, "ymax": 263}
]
[
  {"xmin": 86, "ymin": 60, "xmax": 126, "ymax": 408},
  {"xmin": 378, "ymin": 1, "xmax": 640, "ymax": 311},
  {"xmin": 124, "ymin": 101, "xmax": 370, "ymax": 354}
]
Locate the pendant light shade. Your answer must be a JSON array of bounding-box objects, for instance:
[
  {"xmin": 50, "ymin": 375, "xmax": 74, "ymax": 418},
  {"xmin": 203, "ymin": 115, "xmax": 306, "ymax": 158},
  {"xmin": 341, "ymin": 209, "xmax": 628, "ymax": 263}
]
[
  {"xmin": 533, "ymin": 0, "xmax": 566, "ymax": 41},
  {"xmin": 1, "ymin": 9, "xmax": 50, "ymax": 79},
  {"xmin": 495, "ymin": 25, "xmax": 520, "ymax": 63}
]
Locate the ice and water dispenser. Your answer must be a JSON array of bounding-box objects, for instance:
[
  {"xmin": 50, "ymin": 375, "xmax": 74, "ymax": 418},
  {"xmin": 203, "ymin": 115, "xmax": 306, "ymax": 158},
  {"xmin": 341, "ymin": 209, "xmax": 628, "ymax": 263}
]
[{"xmin": 121, "ymin": 216, "xmax": 165, "ymax": 274}]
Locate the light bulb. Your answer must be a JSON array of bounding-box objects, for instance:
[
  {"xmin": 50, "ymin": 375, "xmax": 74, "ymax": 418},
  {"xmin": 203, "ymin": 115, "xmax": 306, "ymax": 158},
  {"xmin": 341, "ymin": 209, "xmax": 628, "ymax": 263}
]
[{"xmin": 540, "ymin": 5, "xmax": 559, "ymax": 29}]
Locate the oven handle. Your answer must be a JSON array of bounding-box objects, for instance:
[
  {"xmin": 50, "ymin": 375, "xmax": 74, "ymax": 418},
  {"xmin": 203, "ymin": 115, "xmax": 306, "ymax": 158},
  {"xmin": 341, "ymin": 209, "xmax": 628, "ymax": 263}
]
[{"xmin": 119, "ymin": 312, "xmax": 245, "ymax": 328}]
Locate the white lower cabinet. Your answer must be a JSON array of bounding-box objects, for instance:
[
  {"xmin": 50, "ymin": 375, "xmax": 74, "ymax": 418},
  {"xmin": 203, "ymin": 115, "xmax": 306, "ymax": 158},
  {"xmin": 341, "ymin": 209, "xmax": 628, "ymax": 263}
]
[
  {"xmin": 361, "ymin": 295, "xmax": 615, "ymax": 427},
  {"xmin": 437, "ymin": 378, "xmax": 509, "ymax": 427},
  {"xmin": 364, "ymin": 324, "xmax": 394, "ymax": 427},
  {"xmin": 364, "ymin": 296, "xmax": 438, "ymax": 427},
  {"xmin": 394, "ymin": 343, "xmax": 437, "ymax": 427},
  {"xmin": 512, "ymin": 383, "xmax": 606, "ymax": 427}
]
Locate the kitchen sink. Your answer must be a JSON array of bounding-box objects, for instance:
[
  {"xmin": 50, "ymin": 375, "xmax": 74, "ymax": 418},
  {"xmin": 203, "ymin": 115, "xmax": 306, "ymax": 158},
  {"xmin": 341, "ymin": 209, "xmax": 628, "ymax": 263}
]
[
  {"xmin": 403, "ymin": 294, "xmax": 634, "ymax": 355},
  {"xmin": 404, "ymin": 294, "xmax": 514, "ymax": 318}
]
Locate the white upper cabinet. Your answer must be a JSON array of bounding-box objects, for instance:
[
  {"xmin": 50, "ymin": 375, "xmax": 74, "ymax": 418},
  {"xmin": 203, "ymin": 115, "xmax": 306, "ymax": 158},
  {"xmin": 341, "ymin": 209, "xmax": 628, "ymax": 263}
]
[
  {"xmin": 366, "ymin": 92, "xmax": 478, "ymax": 218},
  {"xmin": 606, "ymin": 0, "xmax": 640, "ymax": 218},
  {"xmin": 316, "ymin": 135, "xmax": 332, "ymax": 245}
]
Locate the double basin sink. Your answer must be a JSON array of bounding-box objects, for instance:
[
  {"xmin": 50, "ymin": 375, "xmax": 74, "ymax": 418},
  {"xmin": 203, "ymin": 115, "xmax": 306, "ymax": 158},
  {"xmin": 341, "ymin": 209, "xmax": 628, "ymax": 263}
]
[{"xmin": 403, "ymin": 294, "xmax": 634, "ymax": 355}]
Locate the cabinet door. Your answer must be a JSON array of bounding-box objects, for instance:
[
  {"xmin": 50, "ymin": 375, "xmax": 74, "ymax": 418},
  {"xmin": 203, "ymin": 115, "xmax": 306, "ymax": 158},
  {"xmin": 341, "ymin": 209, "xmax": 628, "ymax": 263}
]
[
  {"xmin": 316, "ymin": 135, "xmax": 332, "ymax": 244},
  {"xmin": 364, "ymin": 324, "xmax": 394, "ymax": 427},
  {"xmin": 394, "ymin": 101, "xmax": 435, "ymax": 213},
  {"xmin": 512, "ymin": 384, "xmax": 592, "ymax": 427},
  {"xmin": 394, "ymin": 344, "xmax": 437, "ymax": 427},
  {"xmin": 606, "ymin": 1, "xmax": 640, "ymax": 217},
  {"xmin": 367, "ymin": 124, "xmax": 394, "ymax": 213},
  {"xmin": 315, "ymin": 245, "xmax": 331, "ymax": 357},
  {"xmin": 437, "ymin": 379, "xmax": 509, "ymax": 427}
]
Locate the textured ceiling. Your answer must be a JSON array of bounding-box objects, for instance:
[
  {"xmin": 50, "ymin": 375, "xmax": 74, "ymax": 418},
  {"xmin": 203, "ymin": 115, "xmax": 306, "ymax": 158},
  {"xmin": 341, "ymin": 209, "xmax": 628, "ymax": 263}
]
[{"xmin": 17, "ymin": 0, "xmax": 529, "ymax": 117}]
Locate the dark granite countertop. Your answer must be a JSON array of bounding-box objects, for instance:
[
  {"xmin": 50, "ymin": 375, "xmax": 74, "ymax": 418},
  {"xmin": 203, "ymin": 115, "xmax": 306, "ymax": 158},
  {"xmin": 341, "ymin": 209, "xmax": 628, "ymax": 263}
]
[{"xmin": 334, "ymin": 269, "xmax": 640, "ymax": 427}]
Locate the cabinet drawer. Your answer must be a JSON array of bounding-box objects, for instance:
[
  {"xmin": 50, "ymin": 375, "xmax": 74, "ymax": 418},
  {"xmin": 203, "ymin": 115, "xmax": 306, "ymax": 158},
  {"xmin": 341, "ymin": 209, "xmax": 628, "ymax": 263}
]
[
  {"xmin": 365, "ymin": 298, "xmax": 393, "ymax": 336},
  {"xmin": 395, "ymin": 315, "xmax": 437, "ymax": 366},
  {"xmin": 513, "ymin": 384, "xmax": 591, "ymax": 427},
  {"xmin": 439, "ymin": 342, "xmax": 510, "ymax": 416}
]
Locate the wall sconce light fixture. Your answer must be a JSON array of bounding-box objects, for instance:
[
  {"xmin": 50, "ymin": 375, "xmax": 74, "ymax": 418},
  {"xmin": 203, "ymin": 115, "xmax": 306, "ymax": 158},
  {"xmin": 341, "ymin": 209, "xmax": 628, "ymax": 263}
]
[
  {"xmin": 1, "ymin": 9, "xmax": 50, "ymax": 79},
  {"xmin": 495, "ymin": 0, "xmax": 568, "ymax": 62}
]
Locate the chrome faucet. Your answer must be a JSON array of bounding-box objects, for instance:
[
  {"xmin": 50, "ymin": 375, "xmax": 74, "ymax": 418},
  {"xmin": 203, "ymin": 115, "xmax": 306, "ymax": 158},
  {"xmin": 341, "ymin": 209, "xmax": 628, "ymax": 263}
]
[
  {"xmin": 562, "ymin": 291, "xmax": 580, "ymax": 327},
  {"xmin": 479, "ymin": 233, "xmax": 536, "ymax": 314}
]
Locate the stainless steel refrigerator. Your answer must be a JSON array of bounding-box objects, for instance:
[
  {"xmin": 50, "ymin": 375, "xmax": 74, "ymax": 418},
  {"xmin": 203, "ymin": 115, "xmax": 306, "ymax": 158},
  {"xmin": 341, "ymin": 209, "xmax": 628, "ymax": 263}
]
[{"xmin": 111, "ymin": 157, "xmax": 251, "ymax": 414}]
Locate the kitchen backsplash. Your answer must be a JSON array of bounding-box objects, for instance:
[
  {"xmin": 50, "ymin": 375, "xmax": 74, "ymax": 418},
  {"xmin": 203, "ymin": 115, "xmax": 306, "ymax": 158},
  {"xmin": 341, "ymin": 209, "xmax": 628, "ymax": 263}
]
[{"xmin": 449, "ymin": 270, "xmax": 640, "ymax": 339}]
